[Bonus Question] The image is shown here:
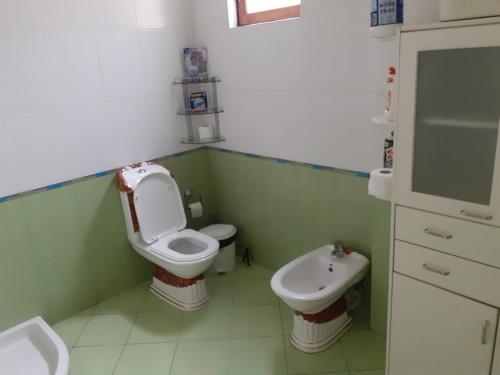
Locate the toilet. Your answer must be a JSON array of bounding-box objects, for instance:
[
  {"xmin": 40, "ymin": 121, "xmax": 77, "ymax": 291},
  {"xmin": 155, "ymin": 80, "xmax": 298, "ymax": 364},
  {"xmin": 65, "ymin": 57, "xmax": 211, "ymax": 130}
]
[{"xmin": 117, "ymin": 162, "xmax": 219, "ymax": 311}]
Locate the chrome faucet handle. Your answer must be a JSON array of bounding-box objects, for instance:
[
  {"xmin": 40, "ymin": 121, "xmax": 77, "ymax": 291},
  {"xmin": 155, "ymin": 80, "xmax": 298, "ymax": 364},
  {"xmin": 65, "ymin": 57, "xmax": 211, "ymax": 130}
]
[
  {"xmin": 332, "ymin": 241, "xmax": 345, "ymax": 258},
  {"xmin": 333, "ymin": 241, "xmax": 344, "ymax": 251}
]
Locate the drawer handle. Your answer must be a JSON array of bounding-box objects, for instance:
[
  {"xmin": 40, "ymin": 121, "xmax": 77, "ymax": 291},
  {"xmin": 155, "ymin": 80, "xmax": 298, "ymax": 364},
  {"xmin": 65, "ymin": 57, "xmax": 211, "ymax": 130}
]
[
  {"xmin": 424, "ymin": 228, "xmax": 453, "ymax": 240},
  {"xmin": 422, "ymin": 263, "xmax": 450, "ymax": 276},
  {"xmin": 460, "ymin": 210, "xmax": 493, "ymax": 221},
  {"xmin": 481, "ymin": 320, "xmax": 490, "ymax": 345}
]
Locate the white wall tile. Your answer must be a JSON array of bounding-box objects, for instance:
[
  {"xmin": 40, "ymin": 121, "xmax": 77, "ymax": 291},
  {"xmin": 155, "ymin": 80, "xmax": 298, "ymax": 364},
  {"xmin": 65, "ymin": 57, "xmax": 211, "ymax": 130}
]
[
  {"xmin": 0, "ymin": 120, "xmax": 20, "ymax": 197},
  {"xmin": 139, "ymin": 30, "xmax": 180, "ymax": 95},
  {"xmin": 3, "ymin": 111, "xmax": 71, "ymax": 192},
  {"xmin": 135, "ymin": 0, "xmax": 171, "ymax": 29},
  {"xmin": 107, "ymin": 94, "xmax": 181, "ymax": 166},
  {"xmin": 96, "ymin": 30, "xmax": 146, "ymax": 100},
  {"xmin": 107, "ymin": 98, "xmax": 149, "ymax": 166},
  {"xmin": 143, "ymin": 94, "xmax": 181, "ymax": 159},
  {"xmin": 89, "ymin": 0, "xmax": 137, "ymax": 29},
  {"xmin": 36, "ymin": 0, "xmax": 93, "ymax": 29},
  {"xmin": 192, "ymin": 0, "xmax": 396, "ymax": 172},
  {"xmin": 0, "ymin": 0, "xmax": 193, "ymax": 194},
  {"xmin": 42, "ymin": 30, "xmax": 104, "ymax": 106},
  {"xmin": 0, "ymin": 0, "xmax": 38, "ymax": 29},
  {"xmin": 60, "ymin": 104, "xmax": 115, "ymax": 178},
  {"xmin": 0, "ymin": 30, "xmax": 53, "ymax": 115}
]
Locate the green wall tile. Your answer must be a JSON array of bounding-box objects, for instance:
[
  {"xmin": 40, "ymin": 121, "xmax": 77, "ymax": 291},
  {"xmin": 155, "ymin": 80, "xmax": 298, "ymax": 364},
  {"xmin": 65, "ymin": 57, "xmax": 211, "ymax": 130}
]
[
  {"xmin": 0, "ymin": 147, "xmax": 390, "ymax": 338},
  {"xmin": 0, "ymin": 149, "xmax": 217, "ymax": 329},
  {"xmin": 37, "ymin": 251, "xmax": 97, "ymax": 323},
  {"xmin": 0, "ymin": 200, "xmax": 42, "ymax": 331},
  {"xmin": 74, "ymin": 174, "xmax": 150, "ymax": 301},
  {"xmin": 369, "ymin": 199, "xmax": 392, "ymax": 335},
  {"xmin": 21, "ymin": 185, "xmax": 86, "ymax": 264},
  {"xmin": 206, "ymin": 148, "xmax": 391, "ymax": 336}
]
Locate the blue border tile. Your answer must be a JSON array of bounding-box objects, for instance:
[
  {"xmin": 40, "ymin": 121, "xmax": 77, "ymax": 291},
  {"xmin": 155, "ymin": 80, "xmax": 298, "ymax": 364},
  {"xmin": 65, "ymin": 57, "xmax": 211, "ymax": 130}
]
[{"xmin": 0, "ymin": 146, "xmax": 373, "ymax": 205}]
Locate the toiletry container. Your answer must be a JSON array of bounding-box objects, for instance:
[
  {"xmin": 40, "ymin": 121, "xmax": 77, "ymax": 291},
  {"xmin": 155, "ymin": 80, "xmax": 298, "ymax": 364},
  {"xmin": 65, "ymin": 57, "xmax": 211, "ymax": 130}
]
[
  {"xmin": 200, "ymin": 224, "xmax": 237, "ymax": 273},
  {"xmin": 370, "ymin": 0, "xmax": 404, "ymax": 38}
]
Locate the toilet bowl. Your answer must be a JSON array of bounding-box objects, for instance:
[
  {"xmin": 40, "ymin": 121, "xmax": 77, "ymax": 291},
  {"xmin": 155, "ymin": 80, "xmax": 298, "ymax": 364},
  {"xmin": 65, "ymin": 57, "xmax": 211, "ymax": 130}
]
[
  {"xmin": 271, "ymin": 244, "xmax": 369, "ymax": 353},
  {"xmin": 117, "ymin": 162, "xmax": 219, "ymax": 311}
]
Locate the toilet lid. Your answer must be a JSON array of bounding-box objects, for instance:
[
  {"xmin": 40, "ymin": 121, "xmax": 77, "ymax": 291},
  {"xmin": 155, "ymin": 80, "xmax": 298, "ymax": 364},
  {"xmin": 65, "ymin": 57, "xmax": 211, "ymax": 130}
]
[{"xmin": 134, "ymin": 173, "xmax": 186, "ymax": 244}]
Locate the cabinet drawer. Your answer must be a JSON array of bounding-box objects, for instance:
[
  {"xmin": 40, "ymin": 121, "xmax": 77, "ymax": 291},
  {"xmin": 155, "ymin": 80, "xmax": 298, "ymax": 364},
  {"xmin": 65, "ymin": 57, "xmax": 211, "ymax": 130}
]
[
  {"xmin": 394, "ymin": 240, "xmax": 500, "ymax": 307},
  {"xmin": 395, "ymin": 206, "xmax": 500, "ymax": 268}
]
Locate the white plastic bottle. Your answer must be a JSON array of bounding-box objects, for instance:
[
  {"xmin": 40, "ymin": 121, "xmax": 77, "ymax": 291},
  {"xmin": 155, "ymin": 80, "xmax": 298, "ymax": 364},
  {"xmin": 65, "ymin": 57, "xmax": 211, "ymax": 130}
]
[{"xmin": 385, "ymin": 67, "xmax": 396, "ymax": 122}]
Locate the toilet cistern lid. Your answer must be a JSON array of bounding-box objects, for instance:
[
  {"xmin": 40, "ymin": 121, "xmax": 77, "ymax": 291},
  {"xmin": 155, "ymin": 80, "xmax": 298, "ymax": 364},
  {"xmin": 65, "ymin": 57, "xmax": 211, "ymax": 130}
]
[{"xmin": 133, "ymin": 172, "xmax": 186, "ymax": 244}]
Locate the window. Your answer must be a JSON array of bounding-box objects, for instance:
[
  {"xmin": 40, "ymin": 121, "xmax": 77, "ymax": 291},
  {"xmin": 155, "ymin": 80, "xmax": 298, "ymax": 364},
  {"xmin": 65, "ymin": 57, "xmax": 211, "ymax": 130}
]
[{"xmin": 236, "ymin": 0, "xmax": 301, "ymax": 26}]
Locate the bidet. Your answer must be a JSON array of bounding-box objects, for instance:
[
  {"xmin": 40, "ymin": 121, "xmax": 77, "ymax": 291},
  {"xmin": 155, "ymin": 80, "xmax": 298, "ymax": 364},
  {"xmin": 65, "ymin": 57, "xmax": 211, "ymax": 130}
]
[{"xmin": 271, "ymin": 244, "xmax": 369, "ymax": 352}]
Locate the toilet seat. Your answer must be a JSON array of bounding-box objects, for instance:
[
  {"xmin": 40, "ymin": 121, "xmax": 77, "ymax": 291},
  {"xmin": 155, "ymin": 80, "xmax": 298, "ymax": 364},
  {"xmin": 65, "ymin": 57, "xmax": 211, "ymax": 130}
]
[
  {"xmin": 132, "ymin": 171, "xmax": 218, "ymax": 265},
  {"xmin": 150, "ymin": 229, "xmax": 219, "ymax": 263}
]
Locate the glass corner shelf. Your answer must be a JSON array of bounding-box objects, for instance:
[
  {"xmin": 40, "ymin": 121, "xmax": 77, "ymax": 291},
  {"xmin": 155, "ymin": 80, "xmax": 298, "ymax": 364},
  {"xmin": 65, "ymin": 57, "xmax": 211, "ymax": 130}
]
[
  {"xmin": 174, "ymin": 76, "xmax": 221, "ymax": 85},
  {"xmin": 181, "ymin": 136, "xmax": 226, "ymax": 145},
  {"xmin": 178, "ymin": 107, "xmax": 224, "ymax": 116}
]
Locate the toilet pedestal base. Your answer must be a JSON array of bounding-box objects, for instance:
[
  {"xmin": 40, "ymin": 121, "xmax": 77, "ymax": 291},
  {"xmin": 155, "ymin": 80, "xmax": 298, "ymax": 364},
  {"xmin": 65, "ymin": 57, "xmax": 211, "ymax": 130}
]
[
  {"xmin": 291, "ymin": 295, "xmax": 352, "ymax": 353},
  {"xmin": 150, "ymin": 266, "xmax": 209, "ymax": 311}
]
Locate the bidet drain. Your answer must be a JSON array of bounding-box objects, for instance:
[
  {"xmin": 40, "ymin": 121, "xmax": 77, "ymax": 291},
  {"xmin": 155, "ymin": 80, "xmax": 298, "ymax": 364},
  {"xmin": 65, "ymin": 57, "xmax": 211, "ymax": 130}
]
[{"xmin": 318, "ymin": 286, "xmax": 325, "ymax": 291}]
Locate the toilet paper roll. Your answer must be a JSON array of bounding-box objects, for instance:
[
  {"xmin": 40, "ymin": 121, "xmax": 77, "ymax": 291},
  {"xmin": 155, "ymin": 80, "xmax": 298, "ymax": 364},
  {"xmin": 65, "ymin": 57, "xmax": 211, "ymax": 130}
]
[
  {"xmin": 368, "ymin": 168, "xmax": 393, "ymax": 202},
  {"xmin": 199, "ymin": 125, "xmax": 215, "ymax": 139},
  {"xmin": 188, "ymin": 202, "xmax": 203, "ymax": 218}
]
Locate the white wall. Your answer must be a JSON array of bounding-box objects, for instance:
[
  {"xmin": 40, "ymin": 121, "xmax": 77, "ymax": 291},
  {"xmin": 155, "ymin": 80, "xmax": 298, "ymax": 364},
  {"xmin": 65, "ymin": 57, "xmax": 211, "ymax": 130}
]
[
  {"xmin": 0, "ymin": 0, "xmax": 195, "ymax": 197},
  {"xmin": 191, "ymin": 0, "xmax": 397, "ymax": 173}
]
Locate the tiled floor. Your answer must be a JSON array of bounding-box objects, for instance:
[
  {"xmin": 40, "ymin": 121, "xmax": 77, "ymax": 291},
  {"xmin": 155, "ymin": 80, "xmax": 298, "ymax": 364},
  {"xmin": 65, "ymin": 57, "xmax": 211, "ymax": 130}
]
[{"xmin": 53, "ymin": 263, "xmax": 386, "ymax": 375}]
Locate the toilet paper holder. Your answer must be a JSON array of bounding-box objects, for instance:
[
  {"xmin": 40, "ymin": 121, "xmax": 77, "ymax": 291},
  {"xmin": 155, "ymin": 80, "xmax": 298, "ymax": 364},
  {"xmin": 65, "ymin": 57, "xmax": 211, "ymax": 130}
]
[{"xmin": 184, "ymin": 189, "xmax": 202, "ymax": 207}]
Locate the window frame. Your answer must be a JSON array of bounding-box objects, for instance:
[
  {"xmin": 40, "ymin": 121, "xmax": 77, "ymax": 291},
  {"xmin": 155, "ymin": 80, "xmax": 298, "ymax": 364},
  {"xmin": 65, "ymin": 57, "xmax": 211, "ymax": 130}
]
[{"xmin": 236, "ymin": 0, "xmax": 300, "ymax": 27}]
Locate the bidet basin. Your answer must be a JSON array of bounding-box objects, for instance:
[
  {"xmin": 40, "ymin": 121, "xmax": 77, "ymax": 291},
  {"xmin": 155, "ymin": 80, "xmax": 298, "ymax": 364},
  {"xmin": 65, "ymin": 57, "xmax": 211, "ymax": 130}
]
[
  {"xmin": 0, "ymin": 316, "xmax": 69, "ymax": 375},
  {"xmin": 271, "ymin": 244, "xmax": 369, "ymax": 314}
]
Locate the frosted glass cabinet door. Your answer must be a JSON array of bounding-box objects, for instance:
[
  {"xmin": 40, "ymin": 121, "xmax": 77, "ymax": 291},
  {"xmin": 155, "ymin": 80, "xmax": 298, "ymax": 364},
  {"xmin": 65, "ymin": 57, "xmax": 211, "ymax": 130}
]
[
  {"xmin": 395, "ymin": 23, "xmax": 500, "ymax": 227},
  {"xmin": 389, "ymin": 274, "xmax": 498, "ymax": 375}
]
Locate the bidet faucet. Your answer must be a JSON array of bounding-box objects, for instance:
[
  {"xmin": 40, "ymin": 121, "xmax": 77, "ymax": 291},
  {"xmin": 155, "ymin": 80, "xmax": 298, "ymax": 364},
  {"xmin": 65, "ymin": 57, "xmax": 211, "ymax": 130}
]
[{"xmin": 332, "ymin": 241, "xmax": 345, "ymax": 258}]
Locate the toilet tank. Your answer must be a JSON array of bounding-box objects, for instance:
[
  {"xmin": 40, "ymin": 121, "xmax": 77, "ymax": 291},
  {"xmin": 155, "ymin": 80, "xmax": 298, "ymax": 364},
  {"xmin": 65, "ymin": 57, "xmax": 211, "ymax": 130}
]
[{"xmin": 116, "ymin": 162, "xmax": 173, "ymax": 243}]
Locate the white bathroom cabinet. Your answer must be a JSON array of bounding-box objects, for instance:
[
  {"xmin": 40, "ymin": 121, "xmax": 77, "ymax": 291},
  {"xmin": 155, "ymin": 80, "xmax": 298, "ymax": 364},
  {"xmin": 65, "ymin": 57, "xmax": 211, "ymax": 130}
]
[
  {"xmin": 495, "ymin": 319, "xmax": 500, "ymax": 375},
  {"xmin": 387, "ymin": 18, "xmax": 500, "ymax": 375},
  {"xmin": 390, "ymin": 274, "xmax": 498, "ymax": 375}
]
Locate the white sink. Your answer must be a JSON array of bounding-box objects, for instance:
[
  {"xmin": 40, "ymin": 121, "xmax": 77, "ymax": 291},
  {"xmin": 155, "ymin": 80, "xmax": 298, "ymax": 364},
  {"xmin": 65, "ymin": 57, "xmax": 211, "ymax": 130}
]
[{"xmin": 0, "ymin": 316, "xmax": 69, "ymax": 375}]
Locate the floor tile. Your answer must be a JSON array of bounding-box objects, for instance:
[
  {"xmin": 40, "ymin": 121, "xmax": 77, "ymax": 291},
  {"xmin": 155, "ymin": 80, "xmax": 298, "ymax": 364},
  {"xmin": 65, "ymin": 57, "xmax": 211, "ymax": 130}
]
[
  {"xmin": 171, "ymin": 340, "xmax": 230, "ymax": 375},
  {"xmin": 138, "ymin": 292, "xmax": 185, "ymax": 314},
  {"xmin": 285, "ymin": 337, "xmax": 348, "ymax": 375},
  {"xmin": 70, "ymin": 345, "xmax": 123, "ymax": 375},
  {"xmin": 75, "ymin": 314, "xmax": 136, "ymax": 346},
  {"xmin": 114, "ymin": 343, "xmax": 176, "ymax": 375},
  {"xmin": 279, "ymin": 302, "xmax": 294, "ymax": 335},
  {"xmin": 206, "ymin": 275, "xmax": 234, "ymax": 307},
  {"xmin": 94, "ymin": 287, "xmax": 147, "ymax": 315},
  {"xmin": 180, "ymin": 304, "xmax": 232, "ymax": 341},
  {"xmin": 127, "ymin": 312, "xmax": 182, "ymax": 344},
  {"xmin": 339, "ymin": 330, "xmax": 386, "ymax": 372},
  {"xmin": 75, "ymin": 305, "xmax": 97, "ymax": 316},
  {"xmin": 228, "ymin": 337, "xmax": 287, "ymax": 375},
  {"xmin": 233, "ymin": 263, "xmax": 273, "ymax": 283},
  {"xmin": 233, "ymin": 279, "xmax": 278, "ymax": 307},
  {"xmin": 52, "ymin": 315, "xmax": 90, "ymax": 348},
  {"xmin": 231, "ymin": 305, "xmax": 282, "ymax": 338},
  {"xmin": 349, "ymin": 302, "xmax": 372, "ymax": 332}
]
